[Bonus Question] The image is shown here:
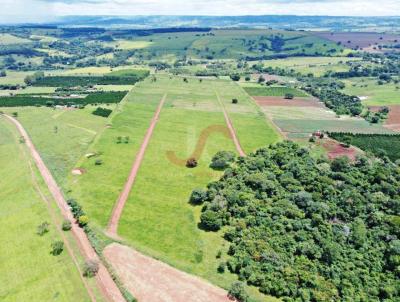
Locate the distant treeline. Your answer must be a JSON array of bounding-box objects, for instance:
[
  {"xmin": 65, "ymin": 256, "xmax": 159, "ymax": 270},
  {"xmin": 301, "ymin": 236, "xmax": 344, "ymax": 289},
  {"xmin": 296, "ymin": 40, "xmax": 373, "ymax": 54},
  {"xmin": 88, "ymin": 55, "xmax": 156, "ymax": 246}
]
[
  {"xmin": 0, "ymin": 91, "xmax": 127, "ymax": 107},
  {"xmin": 31, "ymin": 75, "xmax": 148, "ymax": 87},
  {"xmin": 329, "ymin": 132, "xmax": 400, "ymax": 161}
]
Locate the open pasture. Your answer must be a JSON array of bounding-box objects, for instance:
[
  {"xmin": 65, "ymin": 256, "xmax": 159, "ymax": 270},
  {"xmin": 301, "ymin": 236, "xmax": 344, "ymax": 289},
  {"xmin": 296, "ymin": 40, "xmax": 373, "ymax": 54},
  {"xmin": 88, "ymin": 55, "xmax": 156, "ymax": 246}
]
[
  {"xmin": 342, "ymin": 77, "xmax": 400, "ymax": 106},
  {"xmin": 254, "ymin": 96, "xmax": 323, "ymax": 107},
  {"xmin": 0, "ymin": 118, "xmax": 91, "ymax": 302},
  {"xmin": 66, "ymin": 75, "xmax": 279, "ymax": 301},
  {"xmin": 0, "ymin": 33, "xmax": 32, "ymax": 45}
]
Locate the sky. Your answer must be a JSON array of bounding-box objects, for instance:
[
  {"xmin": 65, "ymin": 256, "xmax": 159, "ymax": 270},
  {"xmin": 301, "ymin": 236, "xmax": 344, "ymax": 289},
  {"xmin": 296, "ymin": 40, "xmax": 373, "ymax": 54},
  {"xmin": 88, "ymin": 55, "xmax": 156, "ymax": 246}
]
[{"xmin": 1, "ymin": 0, "xmax": 399, "ymax": 23}]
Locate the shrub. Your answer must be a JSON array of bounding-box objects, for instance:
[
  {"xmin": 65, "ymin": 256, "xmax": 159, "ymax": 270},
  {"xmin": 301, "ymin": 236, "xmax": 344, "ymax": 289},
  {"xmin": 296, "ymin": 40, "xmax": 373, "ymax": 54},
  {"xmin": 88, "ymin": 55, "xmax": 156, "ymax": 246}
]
[
  {"xmin": 200, "ymin": 210, "xmax": 222, "ymax": 231},
  {"xmin": 92, "ymin": 107, "xmax": 112, "ymax": 118},
  {"xmin": 284, "ymin": 93, "xmax": 294, "ymax": 99},
  {"xmin": 12, "ymin": 112, "xmax": 18, "ymax": 117},
  {"xmin": 37, "ymin": 222, "xmax": 50, "ymax": 236},
  {"xmin": 230, "ymin": 74, "xmax": 241, "ymax": 81},
  {"xmin": 189, "ymin": 188, "xmax": 207, "ymax": 205},
  {"xmin": 232, "ymin": 98, "xmax": 238, "ymax": 104},
  {"xmin": 51, "ymin": 241, "xmax": 64, "ymax": 256},
  {"xmin": 245, "ymin": 76, "xmax": 250, "ymax": 81},
  {"xmin": 228, "ymin": 282, "xmax": 249, "ymax": 302},
  {"xmin": 186, "ymin": 157, "xmax": 198, "ymax": 168},
  {"xmin": 95, "ymin": 159, "xmax": 103, "ymax": 166},
  {"xmin": 78, "ymin": 215, "xmax": 89, "ymax": 227},
  {"xmin": 83, "ymin": 259, "xmax": 99, "ymax": 278},
  {"xmin": 210, "ymin": 151, "xmax": 235, "ymax": 170},
  {"xmin": 62, "ymin": 220, "xmax": 72, "ymax": 231},
  {"xmin": 217, "ymin": 262, "xmax": 226, "ymax": 273}
]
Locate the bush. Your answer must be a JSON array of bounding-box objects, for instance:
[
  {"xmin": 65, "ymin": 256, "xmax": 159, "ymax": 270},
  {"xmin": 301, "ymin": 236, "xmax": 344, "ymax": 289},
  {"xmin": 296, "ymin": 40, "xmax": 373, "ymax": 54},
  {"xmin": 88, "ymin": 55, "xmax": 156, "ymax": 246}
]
[
  {"xmin": 230, "ymin": 74, "xmax": 241, "ymax": 81},
  {"xmin": 92, "ymin": 107, "xmax": 112, "ymax": 118},
  {"xmin": 62, "ymin": 220, "xmax": 72, "ymax": 231},
  {"xmin": 51, "ymin": 241, "xmax": 64, "ymax": 256},
  {"xmin": 284, "ymin": 93, "xmax": 294, "ymax": 100},
  {"xmin": 217, "ymin": 262, "xmax": 226, "ymax": 273},
  {"xmin": 83, "ymin": 259, "xmax": 99, "ymax": 278},
  {"xmin": 232, "ymin": 98, "xmax": 238, "ymax": 104},
  {"xmin": 95, "ymin": 159, "xmax": 103, "ymax": 166},
  {"xmin": 228, "ymin": 282, "xmax": 249, "ymax": 302},
  {"xmin": 200, "ymin": 210, "xmax": 222, "ymax": 231},
  {"xmin": 189, "ymin": 188, "xmax": 207, "ymax": 205},
  {"xmin": 186, "ymin": 157, "xmax": 198, "ymax": 168},
  {"xmin": 78, "ymin": 215, "xmax": 89, "ymax": 227},
  {"xmin": 210, "ymin": 151, "xmax": 235, "ymax": 170},
  {"xmin": 37, "ymin": 222, "xmax": 50, "ymax": 236}
]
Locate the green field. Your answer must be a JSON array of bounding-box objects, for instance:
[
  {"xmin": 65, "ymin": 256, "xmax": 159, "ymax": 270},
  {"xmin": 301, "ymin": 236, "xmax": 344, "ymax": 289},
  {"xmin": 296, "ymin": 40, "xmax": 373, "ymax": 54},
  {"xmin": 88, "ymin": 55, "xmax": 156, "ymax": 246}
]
[
  {"xmin": 342, "ymin": 77, "xmax": 400, "ymax": 106},
  {"xmin": 244, "ymin": 86, "xmax": 308, "ymax": 97},
  {"xmin": 263, "ymin": 56, "xmax": 361, "ymax": 76},
  {"xmin": 64, "ymin": 75, "xmax": 279, "ymax": 301},
  {"xmin": 0, "ymin": 33, "xmax": 32, "ymax": 45},
  {"xmin": 0, "ymin": 117, "xmax": 91, "ymax": 302},
  {"xmin": 2, "ymin": 106, "xmax": 109, "ymax": 185}
]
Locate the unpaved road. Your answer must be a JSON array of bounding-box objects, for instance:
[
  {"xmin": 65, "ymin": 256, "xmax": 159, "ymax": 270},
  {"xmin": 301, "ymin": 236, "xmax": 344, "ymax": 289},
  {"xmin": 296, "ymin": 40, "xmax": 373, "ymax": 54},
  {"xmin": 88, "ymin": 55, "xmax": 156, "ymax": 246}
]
[
  {"xmin": 3, "ymin": 114, "xmax": 125, "ymax": 302},
  {"xmin": 104, "ymin": 243, "xmax": 232, "ymax": 302},
  {"xmin": 215, "ymin": 91, "xmax": 246, "ymax": 157},
  {"xmin": 107, "ymin": 94, "xmax": 167, "ymax": 235}
]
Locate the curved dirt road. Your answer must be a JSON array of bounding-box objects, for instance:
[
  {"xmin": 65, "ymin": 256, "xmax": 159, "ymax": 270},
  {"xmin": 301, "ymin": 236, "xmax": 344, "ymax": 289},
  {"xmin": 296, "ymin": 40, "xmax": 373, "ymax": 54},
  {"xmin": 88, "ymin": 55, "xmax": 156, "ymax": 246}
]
[
  {"xmin": 215, "ymin": 91, "xmax": 246, "ymax": 157},
  {"xmin": 3, "ymin": 114, "xmax": 125, "ymax": 302},
  {"xmin": 107, "ymin": 94, "xmax": 167, "ymax": 235}
]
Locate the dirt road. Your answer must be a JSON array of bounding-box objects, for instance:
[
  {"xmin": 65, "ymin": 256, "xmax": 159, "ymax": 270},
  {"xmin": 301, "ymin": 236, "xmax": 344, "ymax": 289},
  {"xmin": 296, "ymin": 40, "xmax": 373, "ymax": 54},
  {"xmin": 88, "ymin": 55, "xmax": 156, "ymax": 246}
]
[
  {"xmin": 104, "ymin": 243, "xmax": 231, "ymax": 302},
  {"xmin": 3, "ymin": 114, "xmax": 125, "ymax": 302},
  {"xmin": 215, "ymin": 91, "xmax": 246, "ymax": 157},
  {"xmin": 107, "ymin": 94, "xmax": 167, "ymax": 235}
]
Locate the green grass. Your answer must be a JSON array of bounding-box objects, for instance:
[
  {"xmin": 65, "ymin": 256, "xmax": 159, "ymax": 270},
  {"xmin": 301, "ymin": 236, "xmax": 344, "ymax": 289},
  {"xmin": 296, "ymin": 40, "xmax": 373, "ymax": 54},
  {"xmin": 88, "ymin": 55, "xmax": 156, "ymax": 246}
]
[
  {"xmin": 2, "ymin": 106, "xmax": 108, "ymax": 185},
  {"xmin": 0, "ymin": 117, "xmax": 91, "ymax": 302},
  {"xmin": 262, "ymin": 56, "xmax": 360, "ymax": 76},
  {"xmin": 0, "ymin": 33, "xmax": 31, "ymax": 45},
  {"xmin": 244, "ymin": 86, "xmax": 308, "ymax": 97},
  {"xmin": 67, "ymin": 75, "xmax": 280, "ymax": 301},
  {"xmin": 107, "ymin": 40, "xmax": 153, "ymax": 50},
  {"xmin": 341, "ymin": 77, "xmax": 400, "ymax": 106}
]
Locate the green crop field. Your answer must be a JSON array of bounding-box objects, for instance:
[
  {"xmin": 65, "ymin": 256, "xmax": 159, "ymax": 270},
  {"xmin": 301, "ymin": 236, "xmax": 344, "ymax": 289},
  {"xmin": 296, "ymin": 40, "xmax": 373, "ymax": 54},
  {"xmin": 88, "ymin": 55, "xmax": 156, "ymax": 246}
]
[
  {"xmin": 244, "ymin": 86, "xmax": 308, "ymax": 97},
  {"xmin": 0, "ymin": 118, "xmax": 91, "ymax": 302},
  {"xmin": 64, "ymin": 75, "xmax": 279, "ymax": 301},
  {"xmin": 2, "ymin": 106, "xmax": 110, "ymax": 185},
  {"xmin": 341, "ymin": 77, "xmax": 400, "ymax": 106}
]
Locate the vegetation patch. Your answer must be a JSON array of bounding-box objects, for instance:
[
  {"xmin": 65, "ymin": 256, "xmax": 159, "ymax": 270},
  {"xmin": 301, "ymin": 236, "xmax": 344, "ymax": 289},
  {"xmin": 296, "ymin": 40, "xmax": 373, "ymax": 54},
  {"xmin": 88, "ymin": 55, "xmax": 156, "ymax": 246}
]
[
  {"xmin": 329, "ymin": 132, "xmax": 400, "ymax": 161},
  {"xmin": 92, "ymin": 107, "xmax": 113, "ymax": 117},
  {"xmin": 31, "ymin": 75, "xmax": 148, "ymax": 87},
  {"xmin": 197, "ymin": 141, "xmax": 400, "ymax": 301}
]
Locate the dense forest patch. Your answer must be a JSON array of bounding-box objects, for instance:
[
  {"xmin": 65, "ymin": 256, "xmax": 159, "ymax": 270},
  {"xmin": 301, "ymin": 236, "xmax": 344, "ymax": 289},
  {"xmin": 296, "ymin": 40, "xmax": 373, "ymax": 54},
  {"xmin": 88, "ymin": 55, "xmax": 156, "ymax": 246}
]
[
  {"xmin": 196, "ymin": 141, "xmax": 400, "ymax": 301},
  {"xmin": 0, "ymin": 91, "xmax": 127, "ymax": 107},
  {"xmin": 329, "ymin": 132, "xmax": 400, "ymax": 161}
]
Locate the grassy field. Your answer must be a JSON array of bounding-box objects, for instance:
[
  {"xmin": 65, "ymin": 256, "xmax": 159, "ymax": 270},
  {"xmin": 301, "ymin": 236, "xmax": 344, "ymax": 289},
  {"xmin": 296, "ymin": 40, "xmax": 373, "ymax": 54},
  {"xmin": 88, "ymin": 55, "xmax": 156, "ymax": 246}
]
[
  {"xmin": 0, "ymin": 71, "xmax": 33, "ymax": 85},
  {"xmin": 244, "ymin": 86, "xmax": 308, "ymax": 97},
  {"xmin": 0, "ymin": 117, "xmax": 92, "ymax": 302},
  {"xmin": 66, "ymin": 75, "xmax": 280, "ymax": 301},
  {"xmin": 107, "ymin": 40, "xmax": 153, "ymax": 50},
  {"xmin": 342, "ymin": 77, "xmax": 400, "ymax": 106},
  {"xmin": 0, "ymin": 33, "xmax": 31, "ymax": 45},
  {"xmin": 2, "ymin": 106, "xmax": 109, "ymax": 185},
  {"xmin": 262, "ymin": 56, "xmax": 361, "ymax": 76}
]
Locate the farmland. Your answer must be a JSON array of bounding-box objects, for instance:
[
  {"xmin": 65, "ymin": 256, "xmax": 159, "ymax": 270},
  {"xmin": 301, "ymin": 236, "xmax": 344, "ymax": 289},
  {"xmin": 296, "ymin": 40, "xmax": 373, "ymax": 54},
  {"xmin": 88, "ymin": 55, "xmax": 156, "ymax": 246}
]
[
  {"xmin": 243, "ymin": 86, "xmax": 308, "ymax": 97},
  {"xmin": 0, "ymin": 117, "xmax": 93, "ymax": 302}
]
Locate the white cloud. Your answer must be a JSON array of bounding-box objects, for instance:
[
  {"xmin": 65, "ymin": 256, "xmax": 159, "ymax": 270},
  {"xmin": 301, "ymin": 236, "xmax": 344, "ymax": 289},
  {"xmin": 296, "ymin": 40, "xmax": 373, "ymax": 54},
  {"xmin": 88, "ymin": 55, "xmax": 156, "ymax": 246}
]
[{"xmin": 1, "ymin": 0, "xmax": 399, "ymax": 23}]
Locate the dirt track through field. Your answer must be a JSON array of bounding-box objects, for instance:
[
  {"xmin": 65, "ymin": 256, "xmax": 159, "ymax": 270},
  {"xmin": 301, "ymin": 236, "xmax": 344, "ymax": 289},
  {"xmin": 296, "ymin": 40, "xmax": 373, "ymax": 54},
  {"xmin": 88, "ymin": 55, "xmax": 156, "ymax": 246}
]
[
  {"xmin": 3, "ymin": 114, "xmax": 125, "ymax": 302},
  {"xmin": 215, "ymin": 91, "xmax": 246, "ymax": 157},
  {"xmin": 107, "ymin": 94, "xmax": 167, "ymax": 235},
  {"xmin": 104, "ymin": 243, "xmax": 231, "ymax": 302}
]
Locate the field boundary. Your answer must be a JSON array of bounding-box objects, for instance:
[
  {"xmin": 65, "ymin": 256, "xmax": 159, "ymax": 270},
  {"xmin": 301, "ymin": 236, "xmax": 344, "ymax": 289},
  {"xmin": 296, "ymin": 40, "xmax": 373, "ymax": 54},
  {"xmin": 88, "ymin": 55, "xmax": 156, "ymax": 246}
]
[
  {"xmin": 107, "ymin": 93, "xmax": 167, "ymax": 235},
  {"xmin": 2, "ymin": 114, "xmax": 125, "ymax": 302},
  {"xmin": 215, "ymin": 91, "xmax": 246, "ymax": 157}
]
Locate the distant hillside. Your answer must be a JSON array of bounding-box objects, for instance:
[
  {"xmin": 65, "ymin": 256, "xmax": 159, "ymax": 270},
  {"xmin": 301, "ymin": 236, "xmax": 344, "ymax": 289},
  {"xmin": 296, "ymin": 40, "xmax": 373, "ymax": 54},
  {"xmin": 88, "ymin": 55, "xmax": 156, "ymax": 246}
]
[{"xmin": 30, "ymin": 15, "xmax": 400, "ymax": 31}]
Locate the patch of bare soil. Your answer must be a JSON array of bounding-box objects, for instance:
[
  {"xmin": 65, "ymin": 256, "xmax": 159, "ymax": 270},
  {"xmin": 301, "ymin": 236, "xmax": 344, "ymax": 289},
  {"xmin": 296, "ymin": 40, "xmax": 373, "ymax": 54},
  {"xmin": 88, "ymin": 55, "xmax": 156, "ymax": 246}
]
[
  {"xmin": 104, "ymin": 243, "xmax": 232, "ymax": 302},
  {"xmin": 72, "ymin": 168, "xmax": 86, "ymax": 175},
  {"xmin": 254, "ymin": 96, "xmax": 324, "ymax": 107},
  {"xmin": 321, "ymin": 138, "xmax": 359, "ymax": 161},
  {"xmin": 369, "ymin": 105, "xmax": 400, "ymax": 132}
]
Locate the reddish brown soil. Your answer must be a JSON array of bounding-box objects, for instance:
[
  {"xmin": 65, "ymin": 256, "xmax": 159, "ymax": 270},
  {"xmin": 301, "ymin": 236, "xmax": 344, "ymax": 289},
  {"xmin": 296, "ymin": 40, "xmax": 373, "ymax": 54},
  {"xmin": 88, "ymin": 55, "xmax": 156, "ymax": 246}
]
[
  {"xmin": 104, "ymin": 243, "xmax": 231, "ymax": 302},
  {"xmin": 311, "ymin": 31, "xmax": 400, "ymax": 51},
  {"xmin": 107, "ymin": 94, "xmax": 167, "ymax": 235},
  {"xmin": 254, "ymin": 96, "xmax": 324, "ymax": 107},
  {"xmin": 216, "ymin": 91, "xmax": 246, "ymax": 157},
  {"xmin": 4, "ymin": 114, "xmax": 125, "ymax": 302},
  {"xmin": 321, "ymin": 138, "xmax": 358, "ymax": 161},
  {"xmin": 369, "ymin": 105, "xmax": 400, "ymax": 132}
]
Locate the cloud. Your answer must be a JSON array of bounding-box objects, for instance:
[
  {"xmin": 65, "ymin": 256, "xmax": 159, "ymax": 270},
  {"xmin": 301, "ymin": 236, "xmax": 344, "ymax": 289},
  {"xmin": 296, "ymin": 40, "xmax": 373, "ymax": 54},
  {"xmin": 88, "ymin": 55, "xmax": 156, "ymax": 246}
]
[{"xmin": 1, "ymin": 0, "xmax": 399, "ymax": 23}]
